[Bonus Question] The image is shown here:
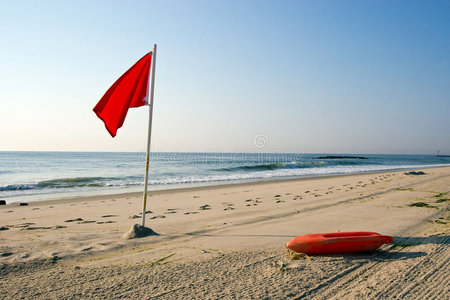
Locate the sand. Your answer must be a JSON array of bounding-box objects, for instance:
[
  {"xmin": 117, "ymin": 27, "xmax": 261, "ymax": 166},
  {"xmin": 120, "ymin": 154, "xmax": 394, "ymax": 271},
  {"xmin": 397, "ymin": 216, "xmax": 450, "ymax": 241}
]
[{"xmin": 1, "ymin": 167, "xmax": 449, "ymax": 299}]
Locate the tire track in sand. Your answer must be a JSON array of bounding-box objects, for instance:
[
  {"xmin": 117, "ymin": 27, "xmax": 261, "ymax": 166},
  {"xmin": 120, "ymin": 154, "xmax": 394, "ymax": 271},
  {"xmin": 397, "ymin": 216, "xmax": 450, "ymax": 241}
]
[{"xmin": 302, "ymin": 234, "xmax": 449, "ymax": 299}]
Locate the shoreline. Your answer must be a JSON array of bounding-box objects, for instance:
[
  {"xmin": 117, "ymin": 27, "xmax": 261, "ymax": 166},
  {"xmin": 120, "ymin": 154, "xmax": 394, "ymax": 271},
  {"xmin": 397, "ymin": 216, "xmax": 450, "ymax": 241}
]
[{"xmin": 3, "ymin": 164, "xmax": 449, "ymax": 205}]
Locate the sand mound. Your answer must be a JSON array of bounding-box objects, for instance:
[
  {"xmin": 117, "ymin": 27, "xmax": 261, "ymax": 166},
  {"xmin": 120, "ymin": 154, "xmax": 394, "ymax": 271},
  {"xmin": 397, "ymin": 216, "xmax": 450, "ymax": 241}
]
[{"xmin": 122, "ymin": 224, "xmax": 158, "ymax": 239}]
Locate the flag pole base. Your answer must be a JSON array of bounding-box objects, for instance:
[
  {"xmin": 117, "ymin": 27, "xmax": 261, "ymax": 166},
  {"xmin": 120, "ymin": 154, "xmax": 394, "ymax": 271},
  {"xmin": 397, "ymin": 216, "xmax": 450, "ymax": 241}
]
[{"xmin": 122, "ymin": 224, "xmax": 159, "ymax": 239}]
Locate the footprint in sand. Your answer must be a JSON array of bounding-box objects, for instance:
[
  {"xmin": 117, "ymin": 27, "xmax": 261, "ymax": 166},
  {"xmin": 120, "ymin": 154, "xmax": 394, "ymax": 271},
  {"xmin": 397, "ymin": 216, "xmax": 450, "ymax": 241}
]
[
  {"xmin": 65, "ymin": 218, "xmax": 83, "ymax": 222},
  {"xmin": 0, "ymin": 226, "xmax": 9, "ymax": 231},
  {"xmin": 26, "ymin": 225, "xmax": 66, "ymax": 230},
  {"xmin": 101, "ymin": 214, "xmax": 118, "ymax": 218},
  {"xmin": 184, "ymin": 211, "xmax": 199, "ymax": 215},
  {"xmin": 77, "ymin": 220, "xmax": 96, "ymax": 224},
  {"xmin": 13, "ymin": 222, "xmax": 36, "ymax": 229},
  {"xmin": 129, "ymin": 215, "xmax": 141, "ymax": 219},
  {"xmin": 275, "ymin": 200, "xmax": 285, "ymax": 203},
  {"xmin": 199, "ymin": 204, "xmax": 211, "ymax": 210},
  {"xmin": 245, "ymin": 199, "xmax": 260, "ymax": 206},
  {"xmin": 223, "ymin": 203, "xmax": 235, "ymax": 210},
  {"xmin": 150, "ymin": 215, "xmax": 165, "ymax": 219},
  {"xmin": 104, "ymin": 221, "xmax": 115, "ymax": 224}
]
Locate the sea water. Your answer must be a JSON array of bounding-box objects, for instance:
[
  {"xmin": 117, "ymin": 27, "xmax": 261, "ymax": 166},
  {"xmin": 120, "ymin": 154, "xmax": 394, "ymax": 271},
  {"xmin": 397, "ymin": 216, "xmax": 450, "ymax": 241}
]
[{"xmin": 1, "ymin": 151, "xmax": 449, "ymax": 203}]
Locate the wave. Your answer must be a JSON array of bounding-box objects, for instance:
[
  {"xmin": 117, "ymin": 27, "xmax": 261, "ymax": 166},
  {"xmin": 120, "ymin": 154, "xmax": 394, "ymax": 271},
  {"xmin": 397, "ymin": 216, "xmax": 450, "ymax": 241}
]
[
  {"xmin": 151, "ymin": 163, "xmax": 450, "ymax": 186},
  {"xmin": 0, "ymin": 176, "xmax": 122, "ymax": 191},
  {"xmin": 0, "ymin": 184, "xmax": 35, "ymax": 191},
  {"xmin": 217, "ymin": 163, "xmax": 287, "ymax": 171},
  {"xmin": 37, "ymin": 177, "xmax": 106, "ymax": 188},
  {"xmin": 215, "ymin": 160, "xmax": 373, "ymax": 172}
]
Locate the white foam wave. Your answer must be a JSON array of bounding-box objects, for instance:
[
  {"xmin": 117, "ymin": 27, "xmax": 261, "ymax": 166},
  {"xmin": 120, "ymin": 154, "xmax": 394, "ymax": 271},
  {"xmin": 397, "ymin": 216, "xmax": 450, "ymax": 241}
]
[{"xmin": 147, "ymin": 163, "xmax": 450, "ymax": 186}]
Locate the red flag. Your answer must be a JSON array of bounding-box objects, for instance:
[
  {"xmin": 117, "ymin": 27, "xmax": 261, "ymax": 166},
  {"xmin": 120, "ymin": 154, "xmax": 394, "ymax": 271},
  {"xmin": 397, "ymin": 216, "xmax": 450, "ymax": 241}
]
[{"xmin": 93, "ymin": 52, "xmax": 152, "ymax": 137}]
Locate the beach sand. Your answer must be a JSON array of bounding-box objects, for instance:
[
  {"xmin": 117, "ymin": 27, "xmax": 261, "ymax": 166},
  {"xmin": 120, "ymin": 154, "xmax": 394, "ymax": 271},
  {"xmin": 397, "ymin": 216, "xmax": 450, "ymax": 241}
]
[{"xmin": 1, "ymin": 167, "xmax": 449, "ymax": 299}]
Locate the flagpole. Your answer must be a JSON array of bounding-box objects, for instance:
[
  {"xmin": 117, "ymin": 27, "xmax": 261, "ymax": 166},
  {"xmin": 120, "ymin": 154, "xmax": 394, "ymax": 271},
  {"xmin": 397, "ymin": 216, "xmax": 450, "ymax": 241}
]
[{"xmin": 142, "ymin": 44, "xmax": 157, "ymax": 227}]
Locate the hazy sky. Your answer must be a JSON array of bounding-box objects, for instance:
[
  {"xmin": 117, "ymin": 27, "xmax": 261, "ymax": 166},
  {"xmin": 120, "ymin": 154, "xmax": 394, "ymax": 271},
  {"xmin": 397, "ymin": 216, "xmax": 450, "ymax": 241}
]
[{"xmin": 1, "ymin": 0, "xmax": 449, "ymax": 154}]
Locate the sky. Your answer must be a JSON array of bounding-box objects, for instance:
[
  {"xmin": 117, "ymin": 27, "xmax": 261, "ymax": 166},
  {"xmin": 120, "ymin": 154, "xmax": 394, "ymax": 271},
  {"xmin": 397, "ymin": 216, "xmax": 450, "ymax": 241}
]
[{"xmin": 0, "ymin": 0, "xmax": 449, "ymax": 154}]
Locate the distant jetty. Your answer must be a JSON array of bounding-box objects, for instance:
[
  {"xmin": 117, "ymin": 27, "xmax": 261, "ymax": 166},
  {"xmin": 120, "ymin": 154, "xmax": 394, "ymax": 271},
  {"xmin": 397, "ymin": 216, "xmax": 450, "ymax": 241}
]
[{"xmin": 314, "ymin": 155, "xmax": 369, "ymax": 160}]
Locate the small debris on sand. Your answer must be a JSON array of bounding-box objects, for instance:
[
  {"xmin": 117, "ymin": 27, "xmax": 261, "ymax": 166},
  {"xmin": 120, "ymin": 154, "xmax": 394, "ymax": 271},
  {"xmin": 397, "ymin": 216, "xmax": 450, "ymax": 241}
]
[{"xmin": 405, "ymin": 171, "xmax": 426, "ymax": 175}]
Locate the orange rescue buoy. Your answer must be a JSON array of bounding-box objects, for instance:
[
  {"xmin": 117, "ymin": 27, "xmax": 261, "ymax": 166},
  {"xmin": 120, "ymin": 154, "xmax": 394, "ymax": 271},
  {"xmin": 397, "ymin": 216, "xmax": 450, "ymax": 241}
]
[{"xmin": 286, "ymin": 231, "xmax": 394, "ymax": 255}]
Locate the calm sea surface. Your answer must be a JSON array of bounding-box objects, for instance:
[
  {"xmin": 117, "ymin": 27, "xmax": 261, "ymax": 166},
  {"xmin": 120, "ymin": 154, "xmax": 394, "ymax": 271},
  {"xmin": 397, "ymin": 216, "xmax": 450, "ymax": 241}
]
[{"xmin": 1, "ymin": 152, "xmax": 449, "ymax": 203}]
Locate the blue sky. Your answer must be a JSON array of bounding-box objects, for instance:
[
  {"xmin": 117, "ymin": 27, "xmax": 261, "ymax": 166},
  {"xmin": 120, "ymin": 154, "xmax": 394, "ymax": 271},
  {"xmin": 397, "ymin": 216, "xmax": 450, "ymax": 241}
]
[{"xmin": 1, "ymin": 0, "xmax": 449, "ymax": 154}]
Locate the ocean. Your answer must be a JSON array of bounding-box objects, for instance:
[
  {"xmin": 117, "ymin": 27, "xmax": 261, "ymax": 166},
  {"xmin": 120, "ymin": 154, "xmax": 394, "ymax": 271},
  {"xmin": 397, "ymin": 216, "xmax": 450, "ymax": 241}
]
[{"xmin": 1, "ymin": 151, "xmax": 449, "ymax": 203}]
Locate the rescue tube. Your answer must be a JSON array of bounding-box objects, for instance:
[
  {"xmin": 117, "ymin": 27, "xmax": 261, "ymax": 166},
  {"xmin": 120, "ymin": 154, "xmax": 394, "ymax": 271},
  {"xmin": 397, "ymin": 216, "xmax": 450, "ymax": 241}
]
[{"xmin": 286, "ymin": 231, "xmax": 394, "ymax": 255}]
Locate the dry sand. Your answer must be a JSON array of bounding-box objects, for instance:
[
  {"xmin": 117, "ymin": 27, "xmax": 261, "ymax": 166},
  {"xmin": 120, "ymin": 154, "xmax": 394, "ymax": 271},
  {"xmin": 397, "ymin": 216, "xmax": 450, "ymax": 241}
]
[{"xmin": 1, "ymin": 167, "xmax": 449, "ymax": 299}]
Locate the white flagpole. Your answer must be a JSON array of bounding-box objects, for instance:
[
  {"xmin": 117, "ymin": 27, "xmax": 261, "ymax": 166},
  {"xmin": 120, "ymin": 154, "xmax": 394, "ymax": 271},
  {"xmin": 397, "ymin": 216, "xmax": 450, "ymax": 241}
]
[{"xmin": 142, "ymin": 44, "xmax": 157, "ymax": 227}]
